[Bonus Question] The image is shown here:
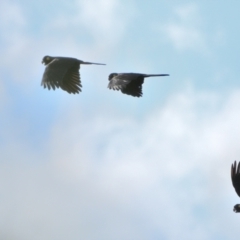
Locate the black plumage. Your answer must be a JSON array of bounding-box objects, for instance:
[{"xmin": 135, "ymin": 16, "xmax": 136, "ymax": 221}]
[
  {"xmin": 41, "ymin": 55, "xmax": 105, "ymax": 94},
  {"xmin": 108, "ymin": 73, "xmax": 169, "ymax": 97},
  {"xmin": 231, "ymin": 161, "xmax": 240, "ymax": 212}
]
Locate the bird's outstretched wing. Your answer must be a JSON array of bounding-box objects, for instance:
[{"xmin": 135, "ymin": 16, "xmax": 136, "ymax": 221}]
[
  {"xmin": 121, "ymin": 79, "xmax": 143, "ymax": 97},
  {"xmin": 108, "ymin": 73, "xmax": 144, "ymax": 97},
  {"xmin": 231, "ymin": 161, "xmax": 240, "ymax": 197},
  {"xmin": 61, "ymin": 64, "xmax": 82, "ymax": 94},
  {"xmin": 41, "ymin": 58, "xmax": 82, "ymax": 94}
]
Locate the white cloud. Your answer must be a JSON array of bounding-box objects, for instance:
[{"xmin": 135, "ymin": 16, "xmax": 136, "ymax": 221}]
[
  {"xmin": 0, "ymin": 0, "xmax": 26, "ymax": 34},
  {"xmin": 1, "ymin": 87, "xmax": 240, "ymax": 239},
  {"xmin": 48, "ymin": 0, "xmax": 136, "ymax": 54},
  {"xmin": 160, "ymin": 3, "xmax": 207, "ymax": 53},
  {"xmin": 0, "ymin": 1, "xmax": 40, "ymax": 88},
  {"xmin": 165, "ymin": 23, "xmax": 205, "ymax": 51},
  {"xmin": 76, "ymin": 0, "xmax": 126, "ymax": 37}
]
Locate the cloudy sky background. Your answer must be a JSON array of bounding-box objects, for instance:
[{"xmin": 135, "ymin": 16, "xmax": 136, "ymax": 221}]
[{"xmin": 1, "ymin": 0, "xmax": 240, "ymax": 239}]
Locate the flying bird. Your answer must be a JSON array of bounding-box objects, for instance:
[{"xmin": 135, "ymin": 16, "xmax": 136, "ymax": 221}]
[
  {"xmin": 231, "ymin": 161, "xmax": 240, "ymax": 212},
  {"xmin": 41, "ymin": 55, "xmax": 106, "ymax": 94},
  {"xmin": 108, "ymin": 72, "xmax": 169, "ymax": 97}
]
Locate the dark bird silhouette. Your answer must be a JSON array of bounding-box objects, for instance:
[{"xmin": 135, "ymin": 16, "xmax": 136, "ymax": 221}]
[
  {"xmin": 108, "ymin": 72, "xmax": 169, "ymax": 97},
  {"xmin": 41, "ymin": 55, "xmax": 106, "ymax": 94},
  {"xmin": 231, "ymin": 161, "xmax": 240, "ymax": 212}
]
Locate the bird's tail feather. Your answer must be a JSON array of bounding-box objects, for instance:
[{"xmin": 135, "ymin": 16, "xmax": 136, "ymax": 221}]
[
  {"xmin": 81, "ymin": 61, "xmax": 106, "ymax": 65},
  {"xmin": 144, "ymin": 74, "xmax": 169, "ymax": 77}
]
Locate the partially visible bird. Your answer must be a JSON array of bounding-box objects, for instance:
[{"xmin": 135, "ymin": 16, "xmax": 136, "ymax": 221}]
[
  {"xmin": 41, "ymin": 55, "xmax": 106, "ymax": 94},
  {"xmin": 231, "ymin": 161, "xmax": 240, "ymax": 212},
  {"xmin": 108, "ymin": 72, "xmax": 169, "ymax": 97}
]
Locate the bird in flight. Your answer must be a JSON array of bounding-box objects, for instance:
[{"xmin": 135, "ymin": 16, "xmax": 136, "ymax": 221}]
[
  {"xmin": 41, "ymin": 56, "xmax": 106, "ymax": 94},
  {"xmin": 108, "ymin": 72, "xmax": 169, "ymax": 97},
  {"xmin": 231, "ymin": 161, "xmax": 240, "ymax": 212}
]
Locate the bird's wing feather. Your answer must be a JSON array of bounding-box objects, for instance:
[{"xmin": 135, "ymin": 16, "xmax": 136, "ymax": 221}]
[
  {"xmin": 231, "ymin": 161, "xmax": 240, "ymax": 197},
  {"xmin": 121, "ymin": 79, "xmax": 143, "ymax": 97},
  {"xmin": 61, "ymin": 64, "xmax": 82, "ymax": 94},
  {"xmin": 108, "ymin": 74, "xmax": 133, "ymax": 91},
  {"xmin": 41, "ymin": 58, "xmax": 77, "ymax": 90},
  {"xmin": 108, "ymin": 73, "xmax": 144, "ymax": 97}
]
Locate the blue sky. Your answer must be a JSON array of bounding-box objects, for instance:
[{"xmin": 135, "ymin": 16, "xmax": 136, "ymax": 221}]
[{"xmin": 1, "ymin": 0, "xmax": 240, "ymax": 239}]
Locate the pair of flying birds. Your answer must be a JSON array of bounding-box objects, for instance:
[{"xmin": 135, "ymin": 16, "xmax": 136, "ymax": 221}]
[{"xmin": 41, "ymin": 56, "xmax": 169, "ymax": 97}]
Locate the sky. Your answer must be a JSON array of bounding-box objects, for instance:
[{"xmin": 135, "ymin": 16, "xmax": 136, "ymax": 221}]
[{"xmin": 1, "ymin": 0, "xmax": 240, "ymax": 239}]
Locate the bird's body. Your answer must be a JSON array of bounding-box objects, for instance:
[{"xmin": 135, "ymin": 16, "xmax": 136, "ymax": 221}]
[
  {"xmin": 41, "ymin": 55, "xmax": 105, "ymax": 94},
  {"xmin": 108, "ymin": 72, "xmax": 169, "ymax": 97},
  {"xmin": 231, "ymin": 161, "xmax": 240, "ymax": 212}
]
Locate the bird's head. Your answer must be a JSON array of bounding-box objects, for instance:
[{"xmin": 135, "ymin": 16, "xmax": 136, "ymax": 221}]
[
  {"xmin": 233, "ymin": 204, "xmax": 240, "ymax": 213},
  {"xmin": 42, "ymin": 55, "xmax": 54, "ymax": 65},
  {"xmin": 108, "ymin": 73, "xmax": 118, "ymax": 81}
]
